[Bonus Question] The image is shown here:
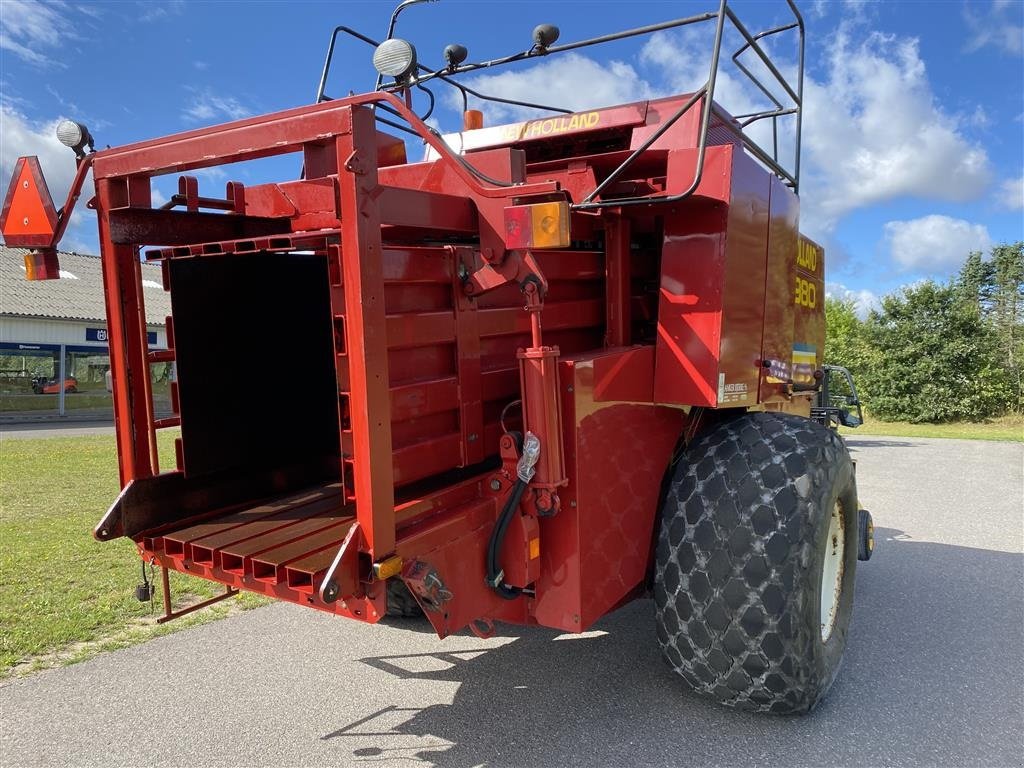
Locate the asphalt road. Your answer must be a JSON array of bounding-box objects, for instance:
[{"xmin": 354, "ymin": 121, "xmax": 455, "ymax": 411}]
[
  {"xmin": 0, "ymin": 420, "xmax": 116, "ymax": 439},
  {"xmin": 2, "ymin": 435, "xmax": 1022, "ymax": 768}
]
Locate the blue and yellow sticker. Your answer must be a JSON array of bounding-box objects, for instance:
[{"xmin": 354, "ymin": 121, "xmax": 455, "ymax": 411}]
[
  {"xmin": 765, "ymin": 343, "xmax": 816, "ymax": 384},
  {"xmin": 792, "ymin": 343, "xmax": 817, "ymax": 383}
]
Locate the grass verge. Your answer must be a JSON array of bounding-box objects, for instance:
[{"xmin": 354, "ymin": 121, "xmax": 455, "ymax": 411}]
[
  {"xmin": 0, "ymin": 431, "xmax": 268, "ymax": 680},
  {"xmin": 840, "ymin": 412, "xmax": 1023, "ymax": 442}
]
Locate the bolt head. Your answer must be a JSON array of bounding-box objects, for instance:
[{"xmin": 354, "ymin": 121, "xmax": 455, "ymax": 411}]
[{"xmin": 490, "ymin": 478, "xmax": 502, "ymax": 491}]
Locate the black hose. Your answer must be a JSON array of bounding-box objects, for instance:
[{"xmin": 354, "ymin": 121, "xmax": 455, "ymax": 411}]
[
  {"xmin": 486, "ymin": 478, "xmax": 527, "ymax": 599},
  {"xmin": 416, "ymin": 84, "xmax": 436, "ymax": 121}
]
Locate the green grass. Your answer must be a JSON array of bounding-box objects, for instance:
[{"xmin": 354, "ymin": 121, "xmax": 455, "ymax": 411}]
[
  {"xmin": 0, "ymin": 393, "xmax": 115, "ymax": 412},
  {"xmin": 0, "ymin": 432, "xmax": 268, "ymax": 679},
  {"xmin": 840, "ymin": 413, "xmax": 1023, "ymax": 442}
]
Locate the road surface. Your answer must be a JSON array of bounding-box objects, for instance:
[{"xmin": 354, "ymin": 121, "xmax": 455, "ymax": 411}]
[
  {"xmin": 1, "ymin": 435, "xmax": 1022, "ymax": 767},
  {"xmin": 0, "ymin": 420, "xmax": 115, "ymax": 439}
]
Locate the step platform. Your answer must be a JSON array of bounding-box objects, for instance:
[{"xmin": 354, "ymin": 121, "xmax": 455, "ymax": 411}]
[{"xmin": 138, "ymin": 482, "xmax": 356, "ymax": 599}]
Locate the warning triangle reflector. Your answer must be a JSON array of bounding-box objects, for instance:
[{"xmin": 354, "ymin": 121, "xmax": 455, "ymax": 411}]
[{"xmin": 1, "ymin": 156, "xmax": 58, "ymax": 247}]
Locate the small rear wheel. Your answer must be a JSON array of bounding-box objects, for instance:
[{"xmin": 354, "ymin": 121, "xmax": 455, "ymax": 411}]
[
  {"xmin": 385, "ymin": 578, "xmax": 424, "ymax": 618},
  {"xmin": 654, "ymin": 411, "xmax": 859, "ymax": 714}
]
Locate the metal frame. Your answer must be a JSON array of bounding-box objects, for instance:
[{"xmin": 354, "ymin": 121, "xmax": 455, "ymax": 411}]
[
  {"xmin": 1, "ymin": 0, "xmax": 826, "ymax": 638},
  {"xmin": 316, "ymin": 0, "xmax": 804, "ymax": 206}
]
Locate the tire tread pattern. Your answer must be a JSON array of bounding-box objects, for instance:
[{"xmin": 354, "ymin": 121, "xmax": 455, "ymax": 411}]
[{"xmin": 654, "ymin": 411, "xmax": 852, "ymax": 714}]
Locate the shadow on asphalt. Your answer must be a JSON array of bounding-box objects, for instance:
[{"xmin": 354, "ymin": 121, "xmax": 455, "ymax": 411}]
[
  {"xmin": 843, "ymin": 438, "xmax": 917, "ymax": 448},
  {"xmin": 322, "ymin": 527, "xmax": 1023, "ymax": 767}
]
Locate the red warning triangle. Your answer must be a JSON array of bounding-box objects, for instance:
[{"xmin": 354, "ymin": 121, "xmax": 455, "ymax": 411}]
[{"xmin": 1, "ymin": 156, "xmax": 58, "ymax": 247}]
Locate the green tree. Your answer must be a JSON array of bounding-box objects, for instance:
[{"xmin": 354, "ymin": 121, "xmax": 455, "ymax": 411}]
[
  {"xmin": 989, "ymin": 243, "xmax": 1024, "ymax": 410},
  {"xmin": 955, "ymin": 242, "xmax": 1024, "ymax": 412},
  {"xmin": 861, "ymin": 280, "xmax": 1006, "ymax": 422},
  {"xmin": 824, "ymin": 296, "xmax": 865, "ymax": 370}
]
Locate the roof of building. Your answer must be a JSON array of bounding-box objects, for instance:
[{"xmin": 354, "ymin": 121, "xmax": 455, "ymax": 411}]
[{"xmin": 0, "ymin": 246, "xmax": 171, "ymax": 326}]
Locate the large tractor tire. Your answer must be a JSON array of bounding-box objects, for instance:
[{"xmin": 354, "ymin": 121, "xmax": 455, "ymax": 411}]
[{"xmin": 654, "ymin": 411, "xmax": 859, "ymax": 714}]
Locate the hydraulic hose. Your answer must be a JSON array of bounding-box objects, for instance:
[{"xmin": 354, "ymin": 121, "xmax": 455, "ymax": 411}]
[
  {"xmin": 486, "ymin": 478, "xmax": 528, "ymax": 599},
  {"xmin": 486, "ymin": 432, "xmax": 541, "ymax": 599}
]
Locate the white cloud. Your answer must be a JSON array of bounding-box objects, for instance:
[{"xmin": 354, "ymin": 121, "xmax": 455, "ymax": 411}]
[
  {"xmin": 138, "ymin": 0, "xmax": 185, "ymax": 24},
  {"xmin": 0, "ymin": 0, "xmax": 76, "ymax": 66},
  {"xmin": 452, "ymin": 53, "xmax": 655, "ymax": 123},
  {"xmin": 883, "ymin": 215, "xmax": 993, "ymax": 273},
  {"xmin": 448, "ymin": 24, "xmax": 992, "ymax": 252},
  {"xmin": 826, "ymin": 281, "xmax": 880, "ymax": 318},
  {"xmin": 964, "ymin": 0, "xmax": 1024, "ymax": 56},
  {"xmin": 182, "ymin": 89, "xmax": 252, "ymax": 123},
  {"xmin": 799, "ymin": 30, "xmax": 992, "ymax": 238},
  {"xmin": 639, "ymin": 27, "xmax": 783, "ymax": 156},
  {"xmin": 996, "ymin": 175, "xmax": 1024, "ymax": 210}
]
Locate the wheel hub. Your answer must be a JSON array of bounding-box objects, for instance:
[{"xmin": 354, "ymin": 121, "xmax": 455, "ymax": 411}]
[{"xmin": 820, "ymin": 501, "xmax": 845, "ymax": 642}]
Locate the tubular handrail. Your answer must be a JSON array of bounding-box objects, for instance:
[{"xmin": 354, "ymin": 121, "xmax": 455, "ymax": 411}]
[{"xmin": 315, "ymin": 0, "xmax": 805, "ymax": 208}]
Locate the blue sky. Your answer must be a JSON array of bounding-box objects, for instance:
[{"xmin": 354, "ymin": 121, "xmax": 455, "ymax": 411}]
[{"xmin": 1, "ymin": 0, "xmax": 1022, "ymax": 312}]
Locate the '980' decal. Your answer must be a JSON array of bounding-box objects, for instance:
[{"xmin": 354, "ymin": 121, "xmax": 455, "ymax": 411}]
[{"xmin": 795, "ymin": 275, "xmax": 817, "ymax": 308}]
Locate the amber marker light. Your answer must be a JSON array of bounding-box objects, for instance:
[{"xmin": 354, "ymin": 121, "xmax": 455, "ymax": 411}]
[{"xmin": 503, "ymin": 200, "xmax": 571, "ymax": 249}]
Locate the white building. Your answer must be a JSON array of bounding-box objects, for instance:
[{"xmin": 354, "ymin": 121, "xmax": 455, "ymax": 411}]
[{"xmin": 0, "ymin": 246, "xmax": 171, "ymax": 421}]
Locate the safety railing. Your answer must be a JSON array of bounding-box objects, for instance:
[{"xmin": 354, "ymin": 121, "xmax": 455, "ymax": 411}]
[{"xmin": 316, "ymin": 0, "xmax": 804, "ymax": 207}]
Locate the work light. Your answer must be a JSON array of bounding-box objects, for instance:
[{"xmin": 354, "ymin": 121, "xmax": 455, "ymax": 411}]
[
  {"xmin": 532, "ymin": 24, "xmax": 560, "ymax": 49},
  {"xmin": 373, "ymin": 38, "xmax": 418, "ymax": 82},
  {"xmin": 443, "ymin": 43, "xmax": 468, "ymax": 69},
  {"xmin": 55, "ymin": 119, "xmax": 94, "ymax": 158}
]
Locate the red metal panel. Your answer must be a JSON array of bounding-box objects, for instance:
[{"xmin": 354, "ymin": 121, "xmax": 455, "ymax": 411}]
[
  {"xmin": 533, "ymin": 347, "xmax": 686, "ymax": 632},
  {"xmin": 716, "ymin": 150, "xmax": 771, "ymax": 408},
  {"xmin": 653, "ymin": 201, "xmax": 727, "ymax": 407},
  {"xmin": 654, "ymin": 144, "xmax": 771, "ymax": 408},
  {"xmin": 760, "ymin": 174, "xmax": 800, "ymax": 403},
  {"xmin": 793, "ymin": 235, "xmax": 825, "ymax": 386}
]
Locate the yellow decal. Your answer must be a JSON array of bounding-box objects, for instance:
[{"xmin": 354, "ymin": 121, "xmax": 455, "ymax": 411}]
[
  {"xmin": 501, "ymin": 111, "xmax": 602, "ymax": 141},
  {"xmin": 797, "ymin": 237, "xmax": 824, "ymax": 280},
  {"xmin": 795, "ymin": 275, "xmax": 817, "ymax": 309},
  {"xmin": 797, "ymin": 238, "xmax": 822, "ymax": 273}
]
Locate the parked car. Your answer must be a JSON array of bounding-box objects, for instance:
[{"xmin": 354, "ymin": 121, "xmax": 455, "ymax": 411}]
[{"xmin": 31, "ymin": 375, "xmax": 78, "ymax": 394}]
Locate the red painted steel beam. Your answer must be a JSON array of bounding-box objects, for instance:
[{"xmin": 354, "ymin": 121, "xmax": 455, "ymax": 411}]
[
  {"xmin": 377, "ymin": 187, "xmax": 477, "ymax": 233},
  {"xmin": 91, "ymin": 92, "xmax": 556, "ymax": 200},
  {"xmin": 93, "ymin": 103, "xmax": 354, "ymax": 180},
  {"xmin": 604, "ymin": 214, "xmax": 632, "ymax": 347},
  {"xmin": 390, "ymin": 377, "xmax": 460, "ymax": 422},
  {"xmin": 385, "ymin": 311, "xmax": 455, "ymax": 349},
  {"xmin": 107, "ymin": 207, "xmax": 288, "ymax": 246},
  {"xmin": 97, "ymin": 176, "xmax": 157, "ymax": 483},
  {"xmin": 476, "ymin": 299, "xmax": 604, "ymax": 338},
  {"xmin": 337, "ymin": 105, "xmax": 396, "ymax": 559}
]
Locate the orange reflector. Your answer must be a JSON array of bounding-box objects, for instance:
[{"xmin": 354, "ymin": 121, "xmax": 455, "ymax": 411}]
[
  {"xmin": 529, "ymin": 537, "xmax": 540, "ymax": 560},
  {"xmin": 463, "ymin": 109, "xmax": 484, "ymax": 131},
  {"xmin": 24, "ymin": 249, "xmax": 61, "ymax": 281},
  {"xmin": 372, "ymin": 555, "xmax": 403, "ymax": 580},
  {"xmin": 503, "ymin": 200, "xmax": 571, "ymax": 250},
  {"xmin": 1, "ymin": 156, "xmax": 58, "ymax": 248}
]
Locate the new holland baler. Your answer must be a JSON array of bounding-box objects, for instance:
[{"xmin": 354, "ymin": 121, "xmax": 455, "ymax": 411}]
[{"xmin": 1, "ymin": 0, "xmax": 872, "ymax": 714}]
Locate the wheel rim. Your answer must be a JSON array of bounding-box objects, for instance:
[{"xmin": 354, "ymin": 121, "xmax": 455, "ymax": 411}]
[{"xmin": 819, "ymin": 501, "xmax": 845, "ymax": 642}]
